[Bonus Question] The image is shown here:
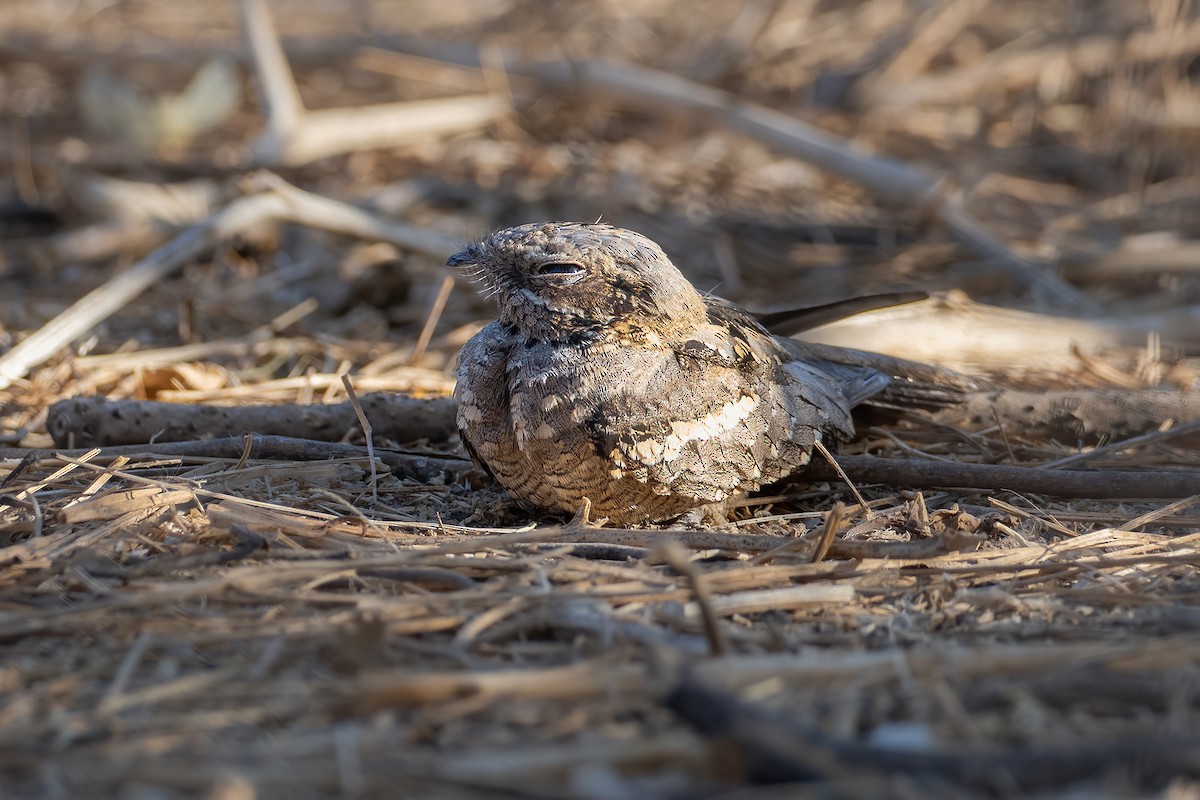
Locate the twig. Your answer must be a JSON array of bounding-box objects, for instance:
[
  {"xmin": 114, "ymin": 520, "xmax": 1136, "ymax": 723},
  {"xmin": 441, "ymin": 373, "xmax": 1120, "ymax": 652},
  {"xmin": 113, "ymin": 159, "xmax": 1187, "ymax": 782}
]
[
  {"xmin": 239, "ymin": 0, "xmax": 304, "ymax": 146},
  {"xmin": 409, "ymin": 274, "xmax": 455, "ymax": 366},
  {"xmin": 684, "ymin": 584, "xmax": 855, "ymax": 619},
  {"xmin": 27, "ymin": 493, "xmax": 42, "ymax": 539},
  {"xmin": 811, "ymin": 502, "xmax": 847, "ymax": 564},
  {"xmin": 813, "ymin": 440, "xmax": 870, "ymax": 517},
  {"xmin": 0, "ymin": 452, "xmax": 39, "ymax": 491},
  {"xmin": 657, "ymin": 540, "xmax": 728, "ymax": 656},
  {"xmin": 869, "ymin": 0, "xmax": 988, "ymax": 86},
  {"xmin": 251, "ymin": 172, "xmax": 458, "ymax": 259},
  {"xmin": 98, "ymin": 631, "xmax": 155, "ymax": 713},
  {"xmin": 348, "ymin": 660, "xmax": 645, "ymax": 712},
  {"xmin": 1120, "ymin": 495, "xmax": 1200, "ymax": 532},
  {"xmin": 1062, "ymin": 241, "xmax": 1200, "ymax": 280},
  {"xmin": 827, "ymin": 529, "xmax": 986, "ymax": 561},
  {"xmin": 340, "ymin": 374, "xmax": 378, "ymax": 504}
]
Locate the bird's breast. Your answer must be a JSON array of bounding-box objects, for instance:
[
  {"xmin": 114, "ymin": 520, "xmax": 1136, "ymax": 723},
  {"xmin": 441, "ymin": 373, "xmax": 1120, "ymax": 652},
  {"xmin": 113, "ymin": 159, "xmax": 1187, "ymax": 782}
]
[{"xmin": 506, "ymin": 341, "xmax": 611, "ymax": 452}]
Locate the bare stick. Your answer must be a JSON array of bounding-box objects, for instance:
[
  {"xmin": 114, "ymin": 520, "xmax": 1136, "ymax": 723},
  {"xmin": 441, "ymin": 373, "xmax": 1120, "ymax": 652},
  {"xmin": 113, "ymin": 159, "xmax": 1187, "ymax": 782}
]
[
  {"xmin": 1063, "ymin": 242, "xmax": 1200, "ymax": 280},
  {"xmin": 340, "ymin": 374, "xmax": 378, "ymax": 504},
  {"xmin": 813, "ymin": 440, "xmax": 870, "ymax": 518},
  {"xmin": 811, "ymin": 502, "xmax": 847, "ymax": 564},
  {"xmin": 409, "ymin": 274, "xmax": 455, "ymax": 366},
  {"xmin": 264, "ymin": 96, "xmax": 509, "ymax": 167},
  {"xmin": 656, "ymin": 540, "xmax": 727, "ymax": 657},
  {"xmin": 1040, "ymin": 418, "xmax": 1200, "ymax": 469},
  {"xmin": 870, "ymin": 0, "xmax": 988, "ymax": 86}
]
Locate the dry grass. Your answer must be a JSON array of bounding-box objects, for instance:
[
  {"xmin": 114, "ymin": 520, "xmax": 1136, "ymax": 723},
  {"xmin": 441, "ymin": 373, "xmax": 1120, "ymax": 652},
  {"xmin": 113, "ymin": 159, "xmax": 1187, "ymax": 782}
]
[{"xmin": 2, "ymin": 1, "xmax": 1200, "ymax": 797}]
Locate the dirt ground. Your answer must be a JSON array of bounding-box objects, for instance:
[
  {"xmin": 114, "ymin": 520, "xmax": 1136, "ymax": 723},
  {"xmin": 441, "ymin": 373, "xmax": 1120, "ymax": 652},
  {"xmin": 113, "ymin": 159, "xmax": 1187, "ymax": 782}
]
[{"xmin": 2, "ymin": 1, "xmax": 1200, "ymax": 797}]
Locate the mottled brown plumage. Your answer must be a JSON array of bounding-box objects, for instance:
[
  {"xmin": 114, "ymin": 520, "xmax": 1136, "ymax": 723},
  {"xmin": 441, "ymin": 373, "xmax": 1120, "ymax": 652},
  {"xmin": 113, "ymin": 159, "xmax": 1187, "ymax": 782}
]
[{"xmin": 449, "ymin": 222, "xmax": 972, "ymax": 525}]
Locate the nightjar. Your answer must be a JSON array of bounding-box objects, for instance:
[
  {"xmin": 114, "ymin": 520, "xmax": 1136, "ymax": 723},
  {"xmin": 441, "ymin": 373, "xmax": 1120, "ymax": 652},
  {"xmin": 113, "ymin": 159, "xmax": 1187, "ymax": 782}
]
[{"xmin": 449, "ymin": 222, "xmax": 971, "ymax": 525}]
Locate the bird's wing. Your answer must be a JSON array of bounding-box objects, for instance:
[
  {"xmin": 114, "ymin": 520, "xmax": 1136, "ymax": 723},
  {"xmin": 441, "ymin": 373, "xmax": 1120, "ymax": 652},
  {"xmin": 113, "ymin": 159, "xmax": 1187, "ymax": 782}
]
[
  {"xmin": 581, "ymin": 348, "xmax": 778, "ymax": 503},
  {"xmin": 701, "ymin": 297, "xmax": 888, "ymax": 432},
  {"xmin": 585, "ymin": 297, "xmax": 889, "ymax": 501}
]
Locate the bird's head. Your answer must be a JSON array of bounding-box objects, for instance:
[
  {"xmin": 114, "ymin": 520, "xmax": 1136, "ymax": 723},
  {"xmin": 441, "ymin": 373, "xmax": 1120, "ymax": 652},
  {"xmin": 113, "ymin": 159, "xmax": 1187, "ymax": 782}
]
[{"xmin": 448, "ymin": 222, "xmax": 705, "ymax": 341}]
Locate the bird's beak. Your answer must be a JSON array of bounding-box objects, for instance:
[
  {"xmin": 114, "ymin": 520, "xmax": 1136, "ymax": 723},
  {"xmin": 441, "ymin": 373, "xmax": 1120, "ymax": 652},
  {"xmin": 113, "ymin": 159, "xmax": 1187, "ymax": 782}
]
[{"xmin": 446, "ymin": 248, "xmax": 476, "ymax": 270}]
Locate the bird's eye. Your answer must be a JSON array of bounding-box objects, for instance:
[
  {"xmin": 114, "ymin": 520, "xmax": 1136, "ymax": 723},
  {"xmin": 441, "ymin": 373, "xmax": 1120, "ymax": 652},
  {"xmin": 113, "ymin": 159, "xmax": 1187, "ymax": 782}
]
[{"xmin": 535, "ymin": 261, "xmax": 585, "ymax": 277}]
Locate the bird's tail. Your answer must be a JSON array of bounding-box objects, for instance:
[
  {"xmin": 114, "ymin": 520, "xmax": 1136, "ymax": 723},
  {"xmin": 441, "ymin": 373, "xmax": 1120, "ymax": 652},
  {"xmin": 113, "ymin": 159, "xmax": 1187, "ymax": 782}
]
[
  {"xmin": 783, "ymin": 340, "xmax": 983, "ymax": 411},
  {"xmin": 756, "ymin": 292, "xmax": 929, "ymax": 336}
]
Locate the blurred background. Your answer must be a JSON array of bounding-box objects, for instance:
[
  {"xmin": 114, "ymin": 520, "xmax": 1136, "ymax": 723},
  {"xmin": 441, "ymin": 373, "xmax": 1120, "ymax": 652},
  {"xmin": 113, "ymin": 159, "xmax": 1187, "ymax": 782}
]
[{"xmin": 1, "ymin": 0, "xmax": 1198, "ymax": 425}]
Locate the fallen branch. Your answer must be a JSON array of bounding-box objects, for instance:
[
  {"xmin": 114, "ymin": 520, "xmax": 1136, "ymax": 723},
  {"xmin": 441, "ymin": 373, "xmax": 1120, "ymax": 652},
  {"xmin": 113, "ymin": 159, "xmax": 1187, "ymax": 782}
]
[
  {"xmin": 806, "ymin": 455, "xmax": 1200, "ymax": 500},
  {"xmin": 45, "ymin": 393, "xmax": 458, "ymax": 448},
  {"xmin": 803, "ymin": 291, "xmax": 1199, "ymax": 373}
]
